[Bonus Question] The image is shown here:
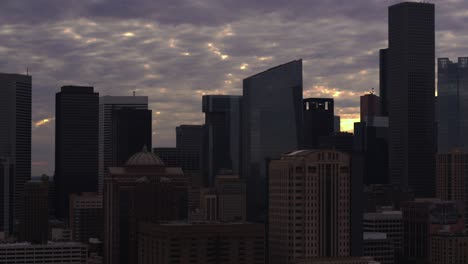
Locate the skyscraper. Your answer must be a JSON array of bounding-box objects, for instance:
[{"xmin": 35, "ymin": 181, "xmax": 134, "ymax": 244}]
[
  {"xmin": 98, "ymin": 96, "xmax": 150, "ymax": 194},
  {"xmin": 379, "ymin": 49, "xmax": 388, "ymax": 116},
  {"xmin": 201, "ymin": 95, "xmax": 242, "ymax": 186},
  {"xmin": 55, "ymin": 86, "xmax": 99, "ymax": 219},
  {"xmin": 0, "ymin": 73, "xmax": 31, "ymax": 235},
  {"xmin": 176, "ymin": 125, "xmax": 203, "ymax": 151},
  {"xmin": 437, "ymin": 57, "xmax": 468, "ymax": 153},
  {"xmin": 303, "ymin": 98, "xmax": 334, "ymax": 149},
  {"xmin": 387, "ymin": 2, "xmax": 435, "ymax": 197},
  {"xmin": 269, "ymin": 150, "xmax": 351, "ymax": 263},
  {"xmin": 19, "ymin": 177, "xmax": 48, "ymax": 244},
  {"xmin": 242, "ymin": 60, "xmax": 303, "ymax": 221},
  {"xmin": 360, "ymin": 93, "xmax": 382, "ymax": 123}
]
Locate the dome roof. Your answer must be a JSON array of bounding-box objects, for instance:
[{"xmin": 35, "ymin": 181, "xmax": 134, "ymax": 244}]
[{"xmin": 125, "ymin": 146, "xmax": 165, "ymax": 166}]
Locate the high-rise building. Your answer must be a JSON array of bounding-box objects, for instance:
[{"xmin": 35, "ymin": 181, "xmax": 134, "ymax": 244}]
[
  {"xmin": 437, "ymin": 57, "xmax": 468, "ymax": 153},
  {"xmin": 0, "ymin": 242, "xmax": 88, "ymax": 263},
  {"xmin": 154, "ymin": 147, "xmax": 201, "ymax": 185},
  {"xmin": 175, "ymin": 124, "xmax": 203, "ymax": 185},
  {"xmin": 436, "ymin": 151, "xmax": 468, "ymax": 228},
  {"xmin": 201, "ymin": 95, "xmax": 242, "ymax": 186},
  {"xmin": 360, "ymin": 93, "xmax": 382, "ymax": 123},
  {"xmin": 104, "ymin": 147, "xmax": 188, "ymax": 264},
  {"xmin": 363, "ymin": 232, "xmax": 394, "ymax": 264},
  {"xmin": 379, "ymin": 49, "xmax": 388, "ymax": 116},
  {"xmin": 363, "ymin": 210, "xmax": 403, "ymax": 259},
  {"xmin": 319, "ymin": 132, "xmax": 354, "ymax": 154},
  {"xmin": 0, "ymin": 73, "xmax": 31, "ymax": 235},
  {"xmin": 430, "ymin": 233, "xmax": 468, "ymax": 264},
  {"xmin": 69, "ymin": 192, "xmax": 103, "ymax": 243},
  {"xmin": 269, "ymin": 150, "xmax": 351, "ymax": 263},
  {"xmin": 176, "ymin": 125, "xmax": 203, "ymax": 151},
  {"xmin": 354, "ymin": 117, "xmax": 389, "ymax": 185},
  {"xmin": 19, "ymin": 177, "xmax": 49, "ymax": 244},
  {"xmin": 387, "ymin": 2, "xmax": 436, "ymax": 197},
  {"xmin": 242, "ymin": 60, "xmax": 303, "ymax": 222},
  {"xmin": 363, "ymin": 184, "xmax": 414, "ymax": 212},
  {"xmin": 334, "ymin": 116, "xmax": 341, "ymax": 132},
  {"xmin": 138, "ymin": 221, "xmax": 265, "ymax": 264},
  {"xmin": 98, "ymin": 96, "xmax": 150, "ymax": 194},
  {"xmin": 55, "ymin": 86, "xmax": 99, "ymax": 219},
  {"xmin": 303, "ymin": 98, "xmax": 334, "ymax": 149},
  {"xmin": 401, "ymin": 199, "xmax": 464, "ymax": 263}
]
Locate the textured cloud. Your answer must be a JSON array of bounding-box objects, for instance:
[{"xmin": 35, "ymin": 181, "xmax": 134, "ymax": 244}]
[{"xmin": 1, "ymin": 0, "xmax": 468, "ymax": 175}]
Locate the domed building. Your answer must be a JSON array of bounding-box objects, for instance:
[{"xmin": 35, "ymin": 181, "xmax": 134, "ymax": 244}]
[{"xmin": 104, "ymin": 146, "xmax": 188, "ymax": 264}]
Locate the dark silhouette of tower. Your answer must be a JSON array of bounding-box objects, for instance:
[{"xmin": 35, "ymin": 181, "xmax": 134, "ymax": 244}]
[
  {"xmin": 380, "ymin": 49, "xmax": 389, "ymax": 116},
  {"xmin": 303, "ymin": 98, "xmax": 334, "ymax": 149},
  {"xmin": 387, "ymin": 2, "xmax": 435, "ymax": 197},
  {"xmin": 55, "ymin": 86, "xmax": 99, "ymax": 220}
]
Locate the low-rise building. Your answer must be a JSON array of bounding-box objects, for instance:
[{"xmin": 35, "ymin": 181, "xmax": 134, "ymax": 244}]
[{"xmin": 0, "ymin": 242, "xmax": 87, "ymax": 263}]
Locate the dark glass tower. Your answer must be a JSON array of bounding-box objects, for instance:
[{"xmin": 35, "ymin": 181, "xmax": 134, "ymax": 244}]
[
  {"xmin": 55, "ymin": 86, "xmax": 99, "ymax": 220},
  {"xmin": 202, "ymin": 95, "xmax": 242, "ymax": 186},
  {"xmin": 303, "ymin": 98, "xmax": 334, "ymax": 149},
  {"xmin": 0, "ymin": 73, "xmax": 31, "ymax": 236},
  {"xmin": 379, "ymin": 49, "xmax": 389, "ymax": 116},
  {"xmin": 437, "ymin": 57, "xmax": 468, "ymax": 153},
  {"xmin": 242, "ymin": 60, "xmax": 303, "ymax": 221},
  {"xmin": 387, "ymin": 2, "xmax": 435, "ymax": 197}
]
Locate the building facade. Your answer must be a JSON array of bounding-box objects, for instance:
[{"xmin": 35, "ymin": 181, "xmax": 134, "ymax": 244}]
[
  {"xmin": 242, "ymin": 60, "xmax": 303, "ymax": 222},
  {"xmin": 0, "ymin": 242, "xmax": 88, "ymax": 263},
  {"xmin": 138, "ymin": 221, "xmax": 265, "ymax": 264},
  {"xmin": 363, "ymin": 232, "xmax": 394, "ymax": 264},
  {"xmin": 269, "ymin": 150, "xmax": 351, "ymax": 264},
  {"xmin": 303, "ymin": 98, "xmax": 334, "ymax": 149},
  {"xmin": 0, "ymin": 73, "xmax": 31, "ymax": 235},
  {"xmin": 19, "ymin": 177, "xmax": 49, "ymax": 244},
  {"xmin": 430, "ymin": 233, "xmax": 468, "ymax": 264},
  {"xmin": 69, "ymin": 192, "xmax": 103, "ymax": 243},
  {"xmin": 363, "ymin": 210, "xmax": 402, "ymax": 258},
  {"xmin": 98, "ymin": 96, "xmax": 150, "ymax": 194},
  {"xmin": 387, "ymin": 2, "xmax": 436, "ymax": 197},
  {"xmin": 55, "ymin": 86, "xmax": 99, "ymax": 219}
]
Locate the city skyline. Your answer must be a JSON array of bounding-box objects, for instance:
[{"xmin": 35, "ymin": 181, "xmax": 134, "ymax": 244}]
[{"xmin": 0, "ymin": 0, "xmax": 467, "ymax": 176}]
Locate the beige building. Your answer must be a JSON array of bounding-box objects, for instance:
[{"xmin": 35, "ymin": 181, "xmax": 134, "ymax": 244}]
[
  {"xmin": 430, "ymin": 233, "xmax": 468, "ymax": 264},
  {"xmin": 269, "ymin": 150, "xmax": 351, "ymax": 264},
  {"xmin": 138, "ymin": 221, "xmax": 265, "ymax": 264}
]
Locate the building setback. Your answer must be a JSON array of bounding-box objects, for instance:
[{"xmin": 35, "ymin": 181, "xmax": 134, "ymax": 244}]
[
  {"xmin": 269, "ymin": 150, "xmax": 352, "ymax": 264},
  {"xmin": 138, "ymin": 221, "xmax": 265, "ymax": 264},
  {"xmin": 55, "ymin": 86, "xmax": 99, "ymax": 220},
  {"xmin": 242, "ymin": 60, "xmax": 303, "ymax": 222},
  {"xmin": 0, "ymin": 73, "xmax": 31, "ymax": 235},
  {"xmin": 387, "ymin": 2, "xmax": 436, "ymax": 197}
]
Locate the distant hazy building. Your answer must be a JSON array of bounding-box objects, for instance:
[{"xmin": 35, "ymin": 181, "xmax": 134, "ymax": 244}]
[
  {"xmin": 303, "ymin": 98, "xmax": 334, "ymax": 149},
  {"xmin": 98, "ymin": 96, "xmax": 150, "ymax": 194},
  {"xmin": 363, "ymin": 232, "xmax": 394, "ymax": 264},
  {"xmin": 269, "ymin": 150, "xmax": 352, "ymax": 263},
  {"xmin": 437, "ymin": 57, "xmax": 468, "ymax": 153},
  {"xmin": 0, "ymin": 242, "xmax": 88, "ymax": 264},
  {"xmin": 430, "ymin": 233, "xmax": 468, "ymax": 264},
  {"xmin": 69, "ymin": 192, "xmax": 103, "ymax": 243},
  {"xmin": 138, "ymin": 221, "xmax": 265, "ymax": 264},
  {"xmin": 242, "ymin": 60, "xmax": 303, "ymax": 221},
  {"xmin": 436, "ymin": 151, "xmax": 468, "ymax": 228},
  {"xmin": 202, "ymin": 95, "xmax": 242, "ymax": 186},
  {"xmin": 401, "ymin": 199, "xmax": 464, "ymax": 263},
  {"xmin": 104, "ymin": 147, "xmax": 188, "ymax": 264},
  {"xmin": 0, "ymin": 73, "xmax": 31, "ymax": 235},
  {"xmin": 55, "ymin": 86, "xmax": 99, "ymax": 220},
  {"xmin": 19, "ymin": 177, "xmax": 49, "ymax": 244},
  {"xmin": 387, "ymin": 2, "xmax": 436, "ymax": 197}
]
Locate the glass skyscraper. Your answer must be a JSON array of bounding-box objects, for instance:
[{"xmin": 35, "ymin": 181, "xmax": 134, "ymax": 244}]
[{"xmin": 242, "ymin": 60, "xmax": 303, "ymax": 221}]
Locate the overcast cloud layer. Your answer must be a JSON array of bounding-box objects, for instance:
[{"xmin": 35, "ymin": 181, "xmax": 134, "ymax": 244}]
[{"xmin": 0, "ymin": 0, "xmax": 467, "ymax": 175}]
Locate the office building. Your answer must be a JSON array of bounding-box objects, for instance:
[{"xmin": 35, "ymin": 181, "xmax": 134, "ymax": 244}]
[
  {"xmin": 334, "ymin": 116, "xmax": 341, "ymax": 132},
  {"xmin": 154, "ymin": 147, "xmax": 200, "ymax": 185},
  {"xmin": 430, "ymin": 233, "xmax": 468, "ymax": 264},
  {"xmin": 104, "ymin": 147, "xmax": 188, "ymax": 264},
  {"xmin": 387, "ymin": 2, "xmax": 436, "ymax": 197},
  {"xmin": 0, "ymin": 73, "xmax": 31, "ymax": 235},
  {"xmin": 379, "ymin": 49, "xmax": 388, "ymax": 116},
  {"xmin": 138, "ymin": 221, "xmax": 265, "ymax": 264},
  {"xmin": 319, "ymin": 132, "xmax": 354, "ymax": 154},
  {"xmin": 363, "ymin": 210, "xmax": 402, "ymax": 257},
  {"xmin": 98, "ymin": 96, "xmax": 150, "ymax": 194},
  {"xmin": 69, "ymin": 192, "xmax": 103, "ymax": 243},
  {"xmin": 354, "ymin": 117, "xmax": 389, "ymax": 185},
  {"xmin": 360, "ymin": 93, "xmax": 382, "ymax": 122},
  {"xmin": 216, "ymin": 175, "xmax": 246, "ymax": 222},
  {"xmin": 19, "ymin": 177, "xmax": 48, "ymax": 244},
  {"xmin": 55, "ymin": 86, "xmax": 99, "ymax": 219},
  {"xmin": 269, "ymin": 150, "xmax": 352, "ymax": 263},
  {"xmin": 363, "ymin": 232, "xmax": 394, "ymax": 264},
  {"xmin": 176, "ymin": 125, "xmax": 203, "ymax": 151},
  {"xmin": 0, "ymin": 242, "xmax": 88, "ymax": 264},
  {"xmin": 363, "ymin": 184, "xmax": 414, "ymax": 212},
  {"xmin": 303, "ymin": 98, "xmax": 334, "ymax": 149},
  {"xmin": 401, "ymin": 199, "xmax": 464, "ymax": 263},
  {"xmin": 437, "ymin": 57, "xmax": 468, "ymax": 153},
  {"xmin": 202, "ymin": 95, "xmax": 242, "ymax": 186},
  {"xmin": 295, "ymin": 257, "xmax": 378, "ymax": 264},
  {"xmin": 242, "ymin": 60, "xmax": 303, "ymax": 221},
  {"xmin": 436, "ymin": 151, "xmax": 468, "ymax": 228}
]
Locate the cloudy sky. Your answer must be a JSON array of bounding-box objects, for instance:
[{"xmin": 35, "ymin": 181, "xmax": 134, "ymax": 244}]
[{"xmin": 0, "ymin": 0, "xmax": 466, "ymax": 175}]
